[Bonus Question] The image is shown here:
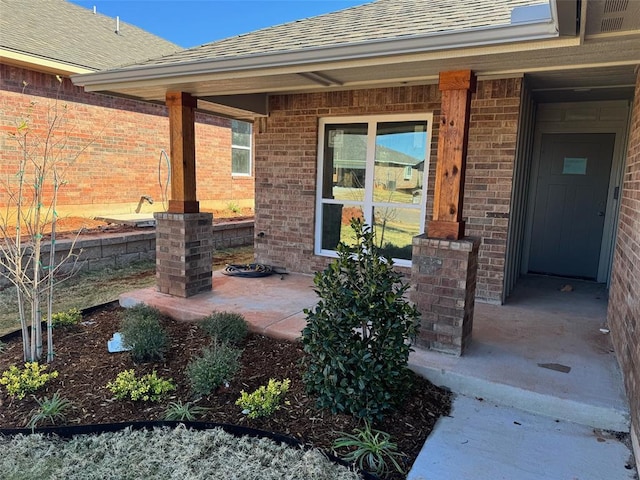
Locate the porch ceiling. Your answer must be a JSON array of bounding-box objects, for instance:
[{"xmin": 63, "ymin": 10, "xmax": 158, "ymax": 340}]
[
  {"xmin": 76, "ymin": 34, "xmax": 639, "ymax": 116},
  {"xmin": 527, "ymin": 64, "xmax": 637, "ymax": 102}
]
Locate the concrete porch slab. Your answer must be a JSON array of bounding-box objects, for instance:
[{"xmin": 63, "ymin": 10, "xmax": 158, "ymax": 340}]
[
  {"xmin": 409, "ymin": 276, "xmax": 629, "ymax": 431},
  {"xmin": 408, "ymin": 394, "xmax": 636, "ymax": 480},
  {"xmin": 120, "ymin": 272, "xmax": 629, "ymax": 432},
  {"xmin": 119, "ymin": 270, "xmax": 316, "ymax": 341}
]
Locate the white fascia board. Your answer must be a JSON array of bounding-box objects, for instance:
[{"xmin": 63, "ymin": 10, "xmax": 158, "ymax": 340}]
[
  {"xmin": 72, "ymin": 18, "xmax": 559, "ymax": 88},
  {"xmin": 1, "ymin": 48, "xmax": 95, "ymax": 75}
]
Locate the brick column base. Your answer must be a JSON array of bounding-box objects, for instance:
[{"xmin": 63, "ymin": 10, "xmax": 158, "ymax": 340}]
[
  {"xmin": 154, "ymin": 212, "xmax": 213, "ymax": 298},
  {"xmin": 410, "ymin": 234, "xmax": 480, "ymax": 356}
]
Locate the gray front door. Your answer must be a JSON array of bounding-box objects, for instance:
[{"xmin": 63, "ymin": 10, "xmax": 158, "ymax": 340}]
[{"xmin": 529, "ymin": 133, "xmax": 615, "ymax": 279}]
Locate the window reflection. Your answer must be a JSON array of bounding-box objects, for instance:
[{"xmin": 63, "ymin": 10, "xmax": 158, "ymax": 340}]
[{"xmin": 322, "ymin": 124, "xmax": 367, "ymax": 202}]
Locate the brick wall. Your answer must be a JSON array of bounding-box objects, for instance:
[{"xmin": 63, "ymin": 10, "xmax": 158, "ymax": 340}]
[
  {"xmin": 411, "ymin": 235, "xmax": 480, "ymax": 355},
  {"xmin": 0, "ymin": 64, "xmax": 254, "ymax": 216},
  {"xmin": 254, "ymin": 80, "xmax": 520, "ymax": 302},
  {"xmin": 465, "ymin": 78, "xmax": 521, "ymax": 302},
  {"xmin": 608, "ymin": 68, "xmax": 640, "ymax": 444},
  {"xmin": 155, "ymin": 213, "xmax": 214, "ymax": 297}
]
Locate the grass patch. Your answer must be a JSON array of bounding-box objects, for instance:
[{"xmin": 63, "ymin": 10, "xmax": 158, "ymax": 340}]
[
  {"xmin": 0, "ymin": 260, "xmax": 155, "ymax": 337},
  {"xmin": 0, "ymin": 245, "xmax": 254, "ymax": 337},
  {"xmin": 0, "ymin": 426, "xmax": 361, "ymax": 480}
]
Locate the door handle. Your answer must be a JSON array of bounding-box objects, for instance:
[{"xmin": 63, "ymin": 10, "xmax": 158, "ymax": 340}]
[{"xmin": 598, "ymin": 211, "xmax": 604, "ymax": 216}]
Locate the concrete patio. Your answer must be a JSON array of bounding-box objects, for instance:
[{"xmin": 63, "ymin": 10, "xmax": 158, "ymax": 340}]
[{"xmin": 119, "ymin": 270, "xmax": 635, "ymax": 478}]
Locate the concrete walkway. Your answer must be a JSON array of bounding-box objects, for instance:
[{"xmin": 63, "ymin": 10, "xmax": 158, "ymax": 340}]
[
  {"xmin": 120, "ymin": 271, "xmax": 636, "ymax": 479},
  {"xmin": 408, "ymin": 395, "xmax": 636, "ymax": 480}
]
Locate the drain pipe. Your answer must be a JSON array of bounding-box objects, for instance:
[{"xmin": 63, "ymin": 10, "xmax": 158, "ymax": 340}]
[{"xmin": 135, "ymin": 195, "xmax": 154, "ymax": 213}]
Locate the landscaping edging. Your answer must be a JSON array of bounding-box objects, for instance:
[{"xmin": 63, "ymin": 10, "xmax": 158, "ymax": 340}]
[
  {"xmin": 0, "ymin": 220, "xmax": 254, "ymax": 288},
  {"xmin": 0, "ymin": 308, "xmax": 377, "ymax": 479},
  {"xmin": 0, "ymin": 421, "xmax": 377, "ymax": 480}
]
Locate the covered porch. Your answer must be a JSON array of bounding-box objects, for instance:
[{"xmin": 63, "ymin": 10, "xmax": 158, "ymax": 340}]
[
  {"xmin": 120, "ymin": 270, "xmax": 628, "ymax": 432},
  {"xmin": 119, "ymin": 269, "xmax": 634, "ymax": 477}
]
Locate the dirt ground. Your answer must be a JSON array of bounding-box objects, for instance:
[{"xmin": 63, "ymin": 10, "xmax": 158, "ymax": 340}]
[{"xmin": 1, "ymin": 207, "xmax": 254, "ymax": 238}]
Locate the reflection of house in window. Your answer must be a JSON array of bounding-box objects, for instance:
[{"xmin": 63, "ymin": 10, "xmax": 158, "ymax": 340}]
[
  {"xmin": 330, "ymin": 127, "xmax": 367, "ymax": 189},
  {"xmin": 330, "ymin": 135, "xmax": 423, "ymax": 192},
  {"xmin": 317, "ymin": 115, "xmax": 431, "ymax": 265},
  {"xmin": 374, "ymin": 146, "xmax": 424, "ymax": 192}
]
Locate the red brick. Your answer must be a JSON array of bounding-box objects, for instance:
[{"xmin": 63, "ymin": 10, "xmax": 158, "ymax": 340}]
[{"xmin": 608, "ymin": 69, "xmax": 640, "ymax": 441}]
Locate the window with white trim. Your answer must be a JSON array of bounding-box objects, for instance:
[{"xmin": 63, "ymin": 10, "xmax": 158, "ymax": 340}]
[
  {"xmin": 231, "ymin": 120, "xmax": 252, "ymax": 175},
  {"xmin": 316, "ymin": 114, "xmax": 431, "ymax": 266}
]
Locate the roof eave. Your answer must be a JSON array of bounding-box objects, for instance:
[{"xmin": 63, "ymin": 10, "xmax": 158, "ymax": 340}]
[
  {"xmin": 72, "ymin": 17, "xmax": 560, "ymax": 89},
  {"xmin": 1, "ymin": 48, "xmax": 95, "ymax": 75}
]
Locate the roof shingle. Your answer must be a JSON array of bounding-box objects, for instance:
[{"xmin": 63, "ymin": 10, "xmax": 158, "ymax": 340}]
[
  {"xmin": 139, "ymin": 0, "xmax": 543, "ymax": 67},
  {"xmin": 0, "ymin": 0, "xmax": 180, "ymax": 71}
]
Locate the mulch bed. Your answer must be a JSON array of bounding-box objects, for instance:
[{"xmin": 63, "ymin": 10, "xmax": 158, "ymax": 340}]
[{"xmin": 0, "ymin": 303, "xmax": 451, "ymax": 478}]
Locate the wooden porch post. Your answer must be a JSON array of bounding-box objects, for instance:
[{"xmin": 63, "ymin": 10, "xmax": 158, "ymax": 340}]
[
  {"xmin": 166, "ymin": 91, "xmax": 199, "ymax": 213},
  {"xmin": 156, "ymin": 91, "xmax": 212, "ymax": 297},
  {"xmin": 411, "ymin": 69, "xmax": 479, "ymax": 355},
  {"xmin": 427, "ymin": 70, "xmax": 476, "ymax": 240}
]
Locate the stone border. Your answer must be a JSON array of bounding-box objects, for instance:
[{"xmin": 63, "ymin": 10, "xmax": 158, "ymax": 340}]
[{"xmin": 0, "ymin": 220, "xmax": 254, "ymax": 288}]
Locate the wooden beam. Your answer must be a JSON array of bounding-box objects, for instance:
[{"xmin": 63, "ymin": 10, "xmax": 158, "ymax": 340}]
[
  {"xmin": 428, "ymin": 70, "xmax": 476, "ymax": 240},
  {"xmin": 166, "ymin": 91, "xmax": 199, "ymax": 214}
]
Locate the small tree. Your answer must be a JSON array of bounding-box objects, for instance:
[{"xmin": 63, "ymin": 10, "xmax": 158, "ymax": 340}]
[
  {"xmin": 301, "ymin": 218, "xmax": 420, "ymax": 420},
  {"xmin": 0, "ymin": 79, "xmax": 91, "ymax": 362}
]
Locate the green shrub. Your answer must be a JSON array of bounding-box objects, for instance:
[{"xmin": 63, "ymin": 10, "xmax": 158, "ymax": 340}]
[
  {"xmin": 50, "ymin": 308, "xmax": 82, "ymax": 327},
  {"xmin": 27, "ymin": 392, "xmax": 73, "ymax": 429},
  {"xmin": 236, "ymin": 378, "xmax": 291, "ymax": 419},
  {"xmin": 301, "ymin": 218, "xmax": 420, "ymax": 420},
  {"xmin": 120, "ymin": 304, "xmax": 168, "ymax": 362},
  {"xmin": 226, "ymin": 201, "xmax": 241, "ymax": 214},
  {"xmin": 332, "ymin": 421, "xmax": 406, "ymax": 476},
  {"xmin": 0, "ymin": 363, "xmax": 59, "ymax": 399},
  {"xmin": 199, "ymin": 311, "xmax": 248, "ymax": 344},
  {"xmin": 106, "ymin": 369, "xmax": 175, "ymax": 402},
  {"xmin": 186, "ymin": 342, "xmax": 241, "ymax": 397},
  {"xmin": 163, "ymin": 401, "xmax": 209, "ymax": 421}
]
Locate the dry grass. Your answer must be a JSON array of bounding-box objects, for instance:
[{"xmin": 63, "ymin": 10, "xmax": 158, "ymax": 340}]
[
  {"xmin": 0, "ymin": 245, "xmax": 254, "ymax": 336},
  {"xmin": 0, "ymin": 425, "xmax": 361, "ymax": 480}
]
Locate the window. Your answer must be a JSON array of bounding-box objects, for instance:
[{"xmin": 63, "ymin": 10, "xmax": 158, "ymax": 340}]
[
  {"xmin": 316, "ymin": 114, "xmax": 431, "ymax": 266},
  {"xmin": 231, "ymin": 120, "xmax": 252, "ymax": 175}
]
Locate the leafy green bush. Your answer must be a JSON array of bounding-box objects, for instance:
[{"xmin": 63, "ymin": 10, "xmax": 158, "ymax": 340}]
[
  {"xmin": 163, "ymin": 401, "xmax": 209, "ymax": 421},
  {"xmin": 27, "ymin": 392, "xmax": 73, "ymax": 429},
  {"xmin": 106, "ymin": 369, "xmax": 175, "ymax": 402},
  {"xmin": 50, "ymin": 308, "xmax": 82, "ymax": 327},
  {"xmin": 226, "ymin": 201, "xmax": 241, "ymax": 214},
  {"xmin": 199, "ymin": 311, "xmax": 248, "ymax": 344},
  {"xmin": 0, "ymin": 363, "xmax": 59, "ymax": 399},
  {"xmin": 120, "ymin": 304, "xmax": 168, "ymax": 362},
  {"xmin": 236, "ymin": 378, "xmax": 291, "ymax": 419},
  {"xmin": 301, "ymin": 218, "xmax": 420, "ymax": 420},
  {"xmin": 333, "ymin": 421, "xmax": 406, "ymax": 476},
  {"xmin": 186, "ymin": 342, "xmax": 241, "ymax": 397}
]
